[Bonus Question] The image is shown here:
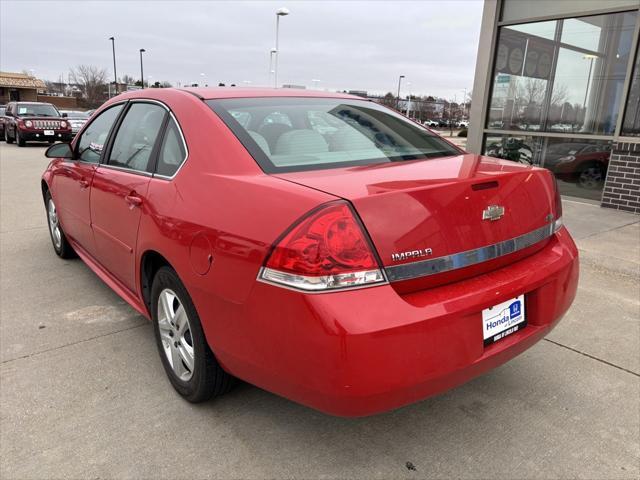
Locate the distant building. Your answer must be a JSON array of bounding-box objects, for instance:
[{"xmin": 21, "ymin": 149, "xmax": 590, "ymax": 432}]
[
  {"xmin": 0, "ymin": 71, "xmax": 46, "ymax": 103},
  {"xmin": 282, "ymin": 84, "xmax": 306, "ymax": 89}
]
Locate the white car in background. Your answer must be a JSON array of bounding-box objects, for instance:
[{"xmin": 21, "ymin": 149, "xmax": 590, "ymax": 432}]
[
  {"xmin": 59, "ymin": 110, "xmax": 90, "ymax": 135},
  {"xmin": 423, "ymin": 119, "xmax": 439, "ymax": 128},
  {"xmin": 458, "ymin": 120, "xmax": 469, "ymax": 128}
]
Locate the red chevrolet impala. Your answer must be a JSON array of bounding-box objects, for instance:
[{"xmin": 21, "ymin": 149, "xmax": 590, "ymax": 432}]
[{"xmin": 41, "ymin": 88, "xmax": 578, "ymax": 416}]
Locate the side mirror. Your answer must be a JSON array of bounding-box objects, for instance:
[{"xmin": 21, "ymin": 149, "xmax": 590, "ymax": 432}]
[
  {"xmin": 61, "ymin": 113, "xmax": 68, "ymax": 118},
  {"xmin": 45, "ymin": 142, "xmax": 74, "ymax": 159}
]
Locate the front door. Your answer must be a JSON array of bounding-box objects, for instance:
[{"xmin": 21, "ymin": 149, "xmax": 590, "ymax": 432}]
[
  {"xmin": 90, "ymin": 101, "xmax": 167, "ymax": 291},
  {"xmin": 53, "ymin": 160, "xmax": 97, "ymax": 253},
  {"xmin": 53, "ymin": 103, "xmax": 125, "ymax": 256}
]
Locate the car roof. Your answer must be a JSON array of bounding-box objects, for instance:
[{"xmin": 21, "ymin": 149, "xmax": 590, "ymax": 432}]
[
  {"xmin": 116, "ymin": 87, "xmax": 364, "ymax": 102},
  {"xmin": 14, "ymin": 101, "xmax": 54, "ymax": 105}
]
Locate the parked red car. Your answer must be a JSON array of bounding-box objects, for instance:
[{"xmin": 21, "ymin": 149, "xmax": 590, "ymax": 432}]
[{"xmin": 41, "ymin": 88, "xmax": 579, "ymax": 416}]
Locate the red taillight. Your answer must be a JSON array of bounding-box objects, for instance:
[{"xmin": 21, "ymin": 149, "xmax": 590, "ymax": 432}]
[
  {"xmin": 552, "ymin": 175, "xmax": 563, "ymax": 232},
  {"xmin": 261, "ymin": 202, "xmax": 385, "ymax": 291}
]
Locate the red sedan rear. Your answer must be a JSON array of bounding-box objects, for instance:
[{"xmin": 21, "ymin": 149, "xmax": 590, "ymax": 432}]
[{"xmin": 41, "ymin": 88, "xmax": 578, "ymax": 416}]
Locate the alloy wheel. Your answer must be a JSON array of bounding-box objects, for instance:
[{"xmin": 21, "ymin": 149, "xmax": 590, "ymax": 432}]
[
  {"xmin": 47, "ymin": 198, "xmax": 62, "ymax": 249},
  {"xmin": 578, "ymin": 167, "xmax": 603, "ymax": 189},
  {"xmin": 157, "ymin": 288, "xmax": 195, "ymax": 381}
]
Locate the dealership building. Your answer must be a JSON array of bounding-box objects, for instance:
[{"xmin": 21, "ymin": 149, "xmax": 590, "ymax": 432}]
[{"xmin": 468, "ymin": 0, "xmax": 640, "ymax": 213}]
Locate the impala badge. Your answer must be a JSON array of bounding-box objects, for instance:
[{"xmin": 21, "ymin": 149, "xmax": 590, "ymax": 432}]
[
  {"xmin": 391, "ymin": 248, "xmax": 433, "ymax": 262},
  {"xmin": 482, "ymin": 205, "xmax": 505, "ymax": 221}
]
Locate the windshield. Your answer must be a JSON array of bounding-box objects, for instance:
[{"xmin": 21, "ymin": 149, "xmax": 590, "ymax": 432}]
[
  {"xmin": 0, "ymin": 107, "xmax": 5, "ymax": 116},
  {"xmin": 16, "ymin": 104, "xmax": 60, "ymax": 117},
  {"xmin": 207, "ymin": 97, "xmax": 461, "ymax": 173}
]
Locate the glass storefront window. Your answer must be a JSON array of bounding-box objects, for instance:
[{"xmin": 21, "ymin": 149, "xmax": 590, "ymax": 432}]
[
  {"xmin": 487, "ymin": 11, "xmax": 638, "ymax": 135},
  {"xmin": 622, "ymin": 48, "xmax": 640, "ymax": 136},
  {"xmin": 484, "ymin": 135, "xmax": 612, "ymax": 201}
]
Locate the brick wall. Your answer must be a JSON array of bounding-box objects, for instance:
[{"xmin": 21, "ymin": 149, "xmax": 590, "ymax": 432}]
[
  {"xmin": 601, "ymin": 141, "xmax": 640, "ymax": 214},
  {"xmin": 37, "ymin": 95, "xmax": 78, "ymax": 109}
]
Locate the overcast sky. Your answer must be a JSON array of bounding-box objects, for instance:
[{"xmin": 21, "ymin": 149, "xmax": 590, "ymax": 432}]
[{"xmin": 0, "ymin": 0, "xmax": 484, "ymax": 99}]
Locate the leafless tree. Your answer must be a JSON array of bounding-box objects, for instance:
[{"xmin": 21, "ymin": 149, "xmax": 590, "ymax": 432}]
[
  {"xmin": 121, "ymin": 74, "xmax": 136, "ymax": 86},
  {"xmin": 380, "ymin": 92, "xmax": 396, "ymax": 108},
  {"xmin": 70, "ymin": 65, "xmax": 108, "ymax": 107}
]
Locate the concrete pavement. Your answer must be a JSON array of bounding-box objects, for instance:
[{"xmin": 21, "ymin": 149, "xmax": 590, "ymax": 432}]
[{"xmin": 1, "ymin": 142, "xmax": 638, "ymax": 479}]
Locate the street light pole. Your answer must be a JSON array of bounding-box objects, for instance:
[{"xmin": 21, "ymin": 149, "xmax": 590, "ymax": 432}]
[
  {"xmin": 269, "ymin": 47, "xmax": 277, "ymax": 86},
  {"xmin": 461, "ymin": 88, "xmax": 467, "ymax": 119},
  {"xmin": 396, "ymin": 75, "xmax": 405, "ymax": 109},
  {"xmin": 109, "ymin": 37, "xmax": 117, "ymax": 97},
  {"xmin": 274, "ymin": 7, "xmax": 290, "ymax": 88},
  {"xmin": 139, "ymin": 48, "xmax": 146, "ymax": 89}
]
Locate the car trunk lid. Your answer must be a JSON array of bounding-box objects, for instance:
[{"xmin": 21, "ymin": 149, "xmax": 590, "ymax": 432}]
[{"xmin": 275, "ymin": 154, "xmax": 559, "ymax": 293}]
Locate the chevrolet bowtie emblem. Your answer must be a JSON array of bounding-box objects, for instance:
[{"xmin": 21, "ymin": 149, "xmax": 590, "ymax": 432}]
[{"xmin": 482, "ymin": 205, "xmax": 505, "ymax": 221}]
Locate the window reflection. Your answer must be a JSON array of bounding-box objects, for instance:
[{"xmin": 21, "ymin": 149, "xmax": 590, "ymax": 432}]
[
  {"xmin": 622, "ymin": 48, "xmax": 640, "ymax": 136},
  {"xmin": 487, "ymin": 11, "xmax": 638, "ymax": 135},
  {"xmin": 484, "ymin": 135, "xmax": 612, "ymax": 201}
]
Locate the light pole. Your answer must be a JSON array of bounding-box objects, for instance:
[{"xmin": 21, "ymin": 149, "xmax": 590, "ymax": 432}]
[
  {"xmin": 450, "ymin": 94, "xmax": 456, "ymax": 136},
  {"xmin": 109, "ymin": 37, "xmax": 117, "ymax": 96},
  {"xmin": 583, "ymin": 54, "xmax": 596, "ymax": 109},
  {"xmin": 461, "ymin": 88, "xmax": 468, "ymax": 119},
  {"xmin": 396, "ymin": 75, "xmax": 405, "ymax": 109},
  {"xmin": 139, "ymin": 48, "xmax": 146, "ymax": 89},
  {"xmin": 268, "ymin": 47, "xmax": 277, "ymax": 85},
  {"xmin": 274, "ymin": 7, "xmax": 290, "ymax": 88}
]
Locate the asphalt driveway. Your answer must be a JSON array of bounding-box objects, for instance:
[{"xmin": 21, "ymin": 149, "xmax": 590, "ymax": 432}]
[{"xmin": 1, "ymin": 141, "xmax": 638, "ymax": 479}]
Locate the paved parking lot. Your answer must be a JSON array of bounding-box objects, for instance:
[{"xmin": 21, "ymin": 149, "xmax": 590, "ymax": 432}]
[{"xmin": 1, "ymin": 141, "xmax": 638, "ymax": 479}]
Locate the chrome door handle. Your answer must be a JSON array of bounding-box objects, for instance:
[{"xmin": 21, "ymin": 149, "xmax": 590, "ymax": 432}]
[{"xmin": 124, "ymin": 194, "xmax": 142, "ymax": 208}]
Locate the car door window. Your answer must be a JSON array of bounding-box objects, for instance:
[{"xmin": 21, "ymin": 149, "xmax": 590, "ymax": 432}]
[
  {"xmin": 76, "ymin": 104, "xmax": 124, "ymax": 163},
  {"xmin": 156, "ymin": 118, "xmax": 187, "ymax": 177},
  {"xmin": 108, "ymin": 103, "xmax": 166, "ymax": 173}
]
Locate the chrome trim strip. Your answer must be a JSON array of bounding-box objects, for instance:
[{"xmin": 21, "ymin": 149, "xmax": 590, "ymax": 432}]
[
  {"xmin": 98, "ymin": 163, "xmax": 154, "ymax": 177},
  {"xmin": 385, "ymin": 221, "xmax": 558, "ymax": 282}
]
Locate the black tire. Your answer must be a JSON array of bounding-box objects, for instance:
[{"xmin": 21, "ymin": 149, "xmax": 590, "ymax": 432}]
[
  {"xmin": 16, "ymin": 129, "xmax": 25, "ymax": 147},
  {"xmin": 44, "ymin": 190, "xmax": 75, "ymax": 258},
  {"xmin": 0, "ymin": 129, "xmax": 4, "ymax": 142},
  {"xmin": 151, "ymin": 266, "xmax": 233, "ymax": 402},
  {"xmin": 5, "ymin": 128, "xmax": 14, "ymax": 144},
  {"xmin": 577, "ymin": 163, "xmax": 605, "ymax": 190}
]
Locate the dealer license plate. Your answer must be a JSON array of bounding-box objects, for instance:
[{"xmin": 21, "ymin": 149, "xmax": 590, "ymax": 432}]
[
  {"xmin": 44, "ymin": 130, "xmax": 55, "ymax": 136},
  {"xmin": 482, "ymin": 295, "xmax": 526, "ymax": 346}
]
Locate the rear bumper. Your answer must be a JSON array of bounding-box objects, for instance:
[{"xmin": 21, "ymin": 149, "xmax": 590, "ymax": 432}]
[{"xmin": 206, "ymin": 228, "xmax": 579, "ymax": 417}]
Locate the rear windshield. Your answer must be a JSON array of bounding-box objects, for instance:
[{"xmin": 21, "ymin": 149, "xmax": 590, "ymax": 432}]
[{"xmin": 207, "ymin": 97, "xmax": 461, "ymax": 173}]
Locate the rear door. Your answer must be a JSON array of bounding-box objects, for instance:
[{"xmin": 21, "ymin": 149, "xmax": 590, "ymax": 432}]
[{"xmin": 91, "ymin": 101, "xmax": 167, "ymax": 291}]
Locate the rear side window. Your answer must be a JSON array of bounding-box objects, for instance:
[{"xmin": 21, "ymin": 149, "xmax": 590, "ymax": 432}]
[
  {"xmin": 108, "ymin": 103, "xmax": 166, "ymax": 173},
  {"xmin": 77, "ymin": 104, "xmax": 124, "ymax": 163},
  {"xmin": 208, "ymin": 97, "xmax": 461, "ymax": 173},
  {"xmin": 156, "ymin": 118, "xmax": 186, "ymax": 177}
]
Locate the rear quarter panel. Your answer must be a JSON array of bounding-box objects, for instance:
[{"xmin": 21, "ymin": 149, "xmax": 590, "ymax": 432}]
[{"xmin": 135, "ymin": 93, "xmax": 335, "ymax": 357}]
